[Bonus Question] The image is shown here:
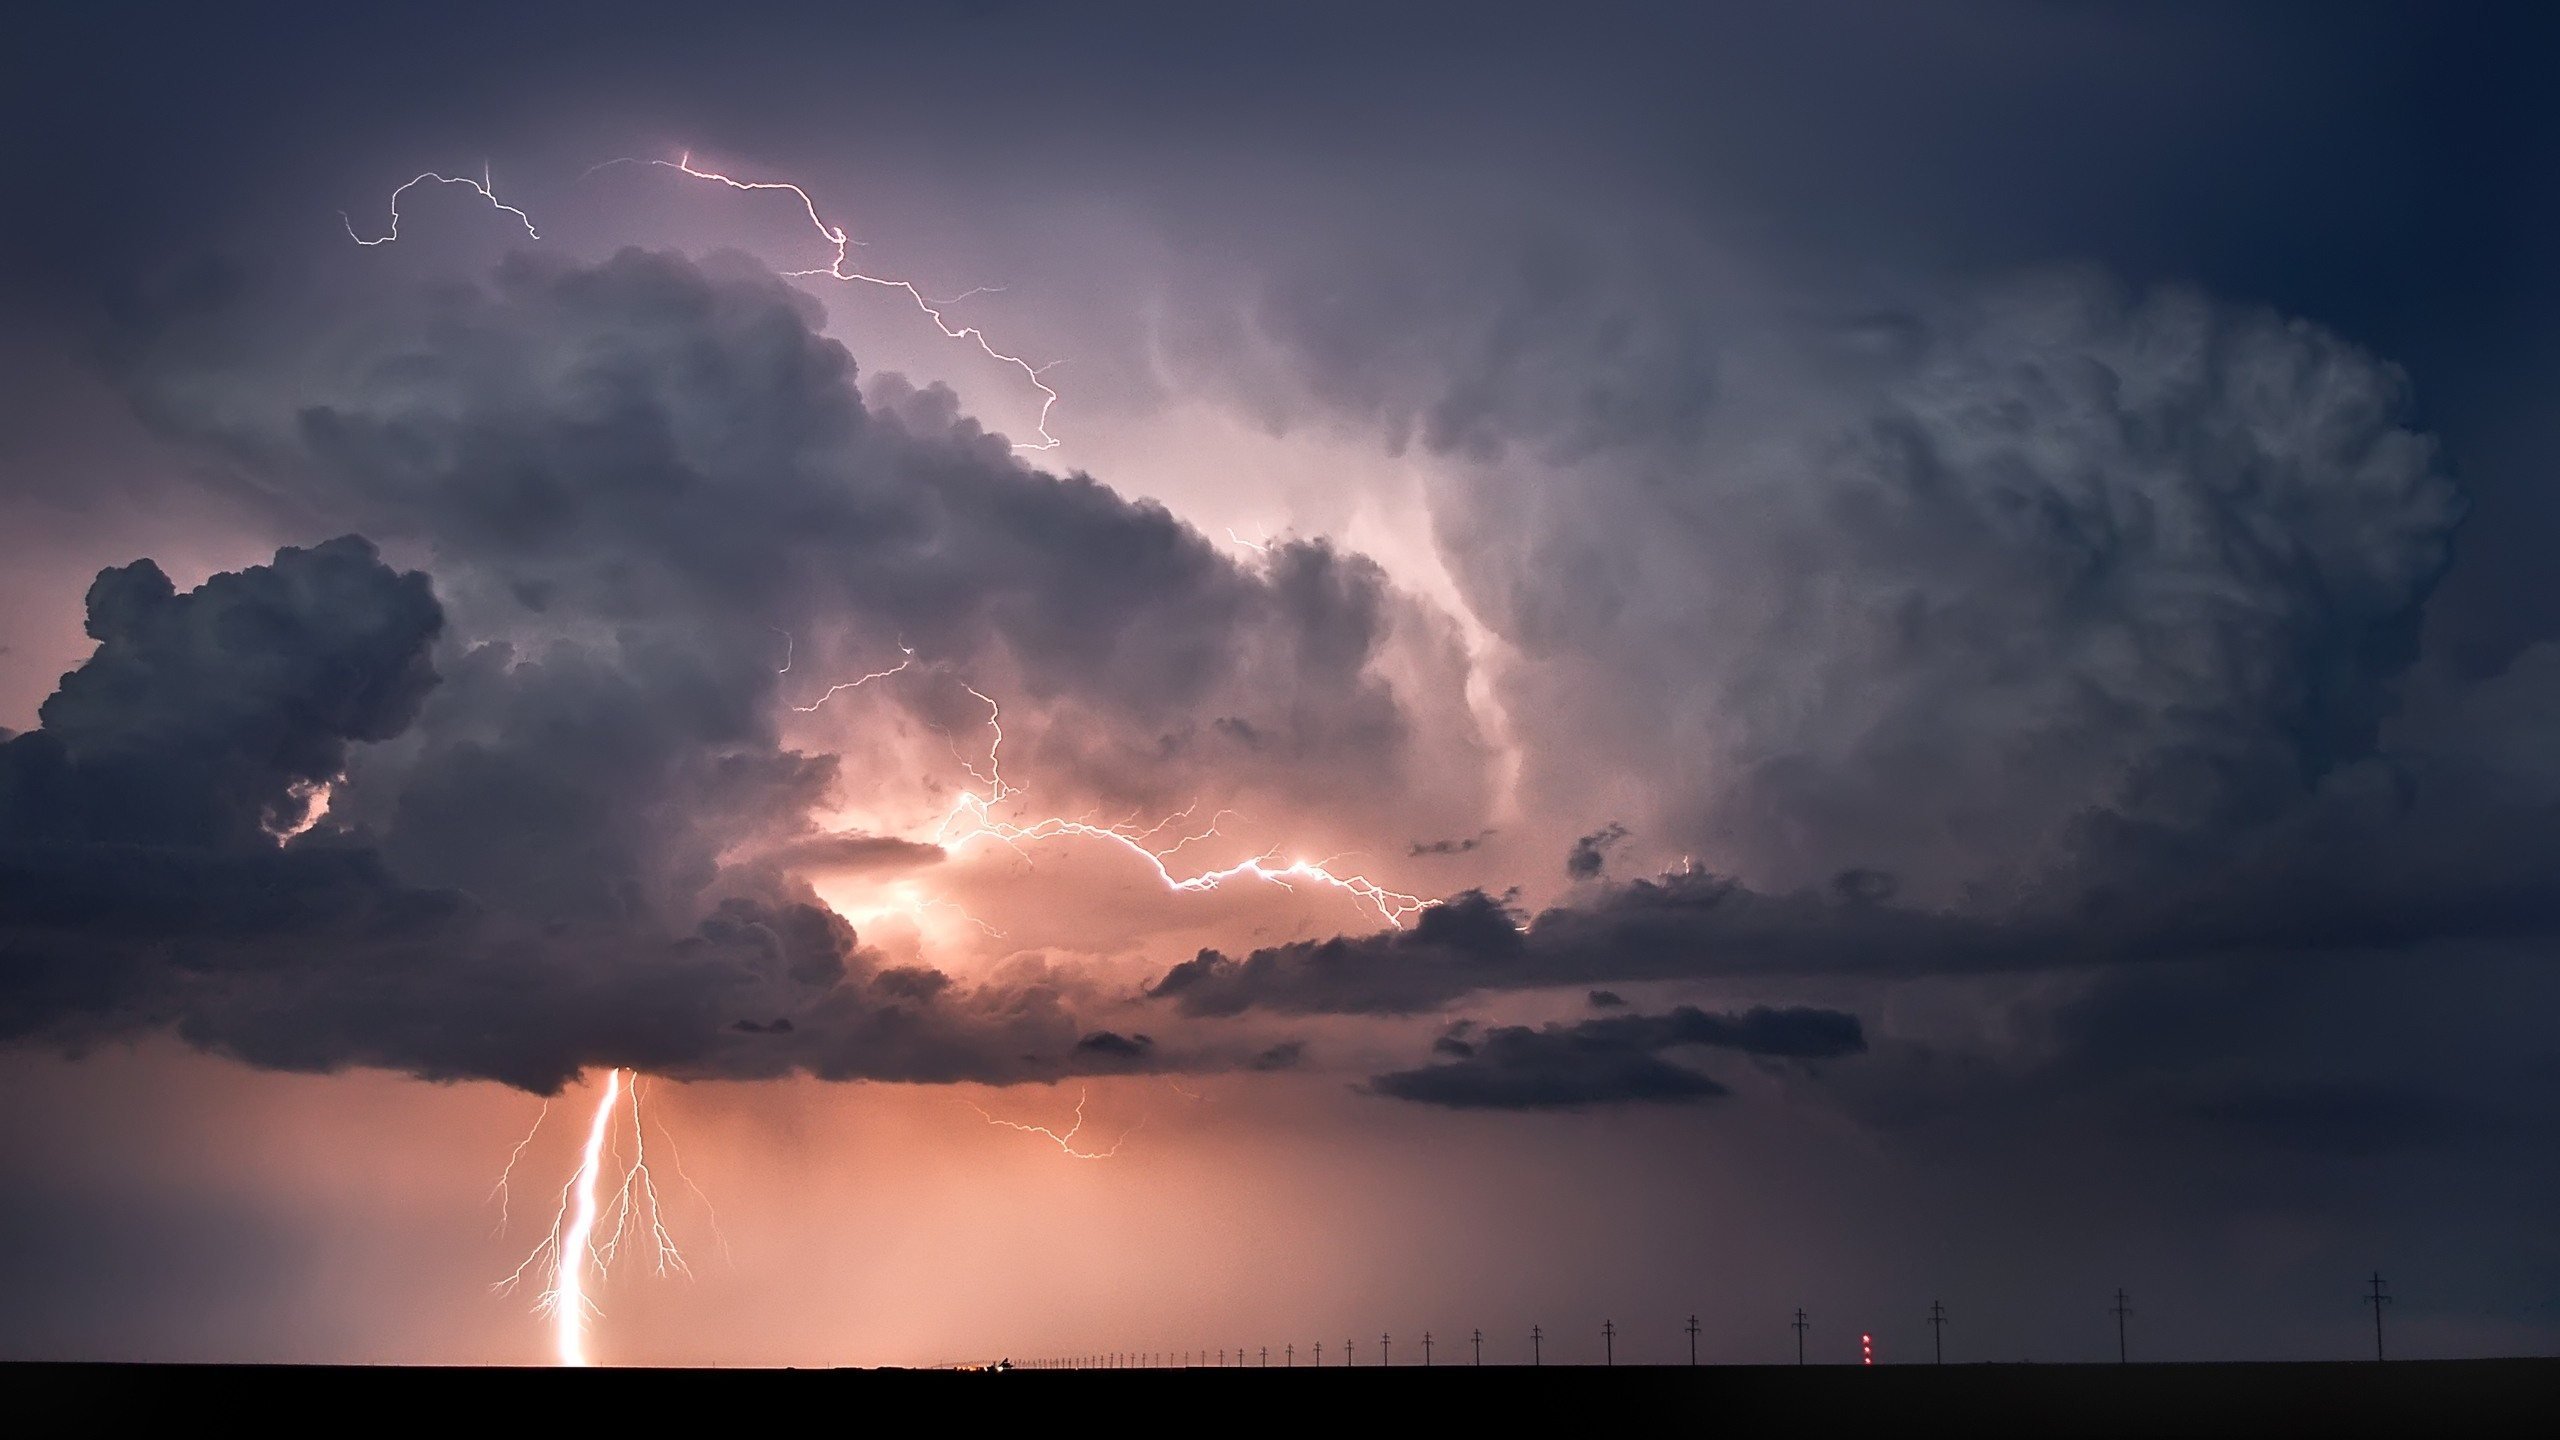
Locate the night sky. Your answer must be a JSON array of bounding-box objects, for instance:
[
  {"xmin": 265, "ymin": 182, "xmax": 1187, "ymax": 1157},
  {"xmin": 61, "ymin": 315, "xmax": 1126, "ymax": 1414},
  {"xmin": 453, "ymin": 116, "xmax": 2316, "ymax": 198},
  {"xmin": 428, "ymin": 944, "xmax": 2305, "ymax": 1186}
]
[{"xmin": 5, "ymin": 1, "xmax": 2560, "ymax": 1367}]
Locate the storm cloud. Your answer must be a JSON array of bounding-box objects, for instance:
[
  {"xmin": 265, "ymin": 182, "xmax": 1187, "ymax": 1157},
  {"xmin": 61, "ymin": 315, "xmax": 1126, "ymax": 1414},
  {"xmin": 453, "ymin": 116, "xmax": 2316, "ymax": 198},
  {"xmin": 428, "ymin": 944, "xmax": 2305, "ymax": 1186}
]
[{"xmin": 0, "ymin": 249, "xmax": 1500, "ymax": 1094}]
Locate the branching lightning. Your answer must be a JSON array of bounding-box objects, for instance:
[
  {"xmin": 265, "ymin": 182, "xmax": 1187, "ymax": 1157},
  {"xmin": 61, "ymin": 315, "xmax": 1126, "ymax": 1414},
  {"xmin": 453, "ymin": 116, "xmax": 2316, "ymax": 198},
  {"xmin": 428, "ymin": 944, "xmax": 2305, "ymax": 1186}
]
[
  {"xmin": 348, "ymin": 151, "xmax": 1062, "ymax": 449},
  {"xmin": 493, "ymin": 1069, "xmax": 709, "ymax": 1367},
  {"xmin": 965, "ymin": 1085, "xmax": 1144, "ymax": 1161},
  {"xmin": 487, "ymin": 1099, "xmax": 549, "ymax": 1237},
  {"xmin": 787, "ymin": 642, "xmax": 1433, "ymax": 929}
]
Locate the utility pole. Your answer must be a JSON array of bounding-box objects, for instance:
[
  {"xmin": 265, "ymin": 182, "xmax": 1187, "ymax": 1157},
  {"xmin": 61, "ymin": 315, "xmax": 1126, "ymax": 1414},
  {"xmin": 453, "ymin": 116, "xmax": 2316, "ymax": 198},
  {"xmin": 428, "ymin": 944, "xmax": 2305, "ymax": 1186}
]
[
  {"xmin": 1314, "ymin": 1341, "xmax": 1322, "ymax": 1366},
  {"xmin": 1346, "ymin": 1337, "xmax": 1354, "ymax": 1367},
  {"xmin": 1260, "ymin": 1346, "xmax": 1268, "ymax": 1368},
  {"xmin": 1791, "ymin": 1309, "xmax": 1809, "ymax": 1366},
  {"xmin": 1423, "ymin": 1331, "xmax": 1434, "ymax": 1367},
  {"xmin": 2367, "ymin": 1273, "xmax": 2393, "ymax": 1362},
  {"xmin": 1286, "ymin": 1343, "xmax": 1294, "ymax": 1368},
  {"xmin": 1603, "ymin": 1319, "xmax": 1616, "ymax": 1366},
  {"xmin": 1473, "ymin": 1328, "xmax": 1483, "ymax": 1365},
  {"xmin": 1928, "ymin": 1301, "xmax": 1947, "ymax": 1365},
  {"xmin": 1686, "ymin": 1313, "xmax": 1700, "ymax": 1367},
  {"xmin": 2111, "ymin": 1289, "xmax": 2132, "ymax": 1364},
  {"xmin": 1382, "ymin": 1332, "xmax": 1391, "ymax": 1366},
  {"xmin": 1532, "ymin": 1325, "xmax": 1544, "ymax": 1366}
]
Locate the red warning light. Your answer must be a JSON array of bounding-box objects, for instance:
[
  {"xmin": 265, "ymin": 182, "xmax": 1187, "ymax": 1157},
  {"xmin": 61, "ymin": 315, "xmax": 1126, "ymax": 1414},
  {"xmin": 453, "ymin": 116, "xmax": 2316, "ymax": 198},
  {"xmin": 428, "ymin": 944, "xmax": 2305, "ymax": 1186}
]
[{"xmin": 1861, "ymin": 1332, "xmax": 1873, "ymax": 1366}]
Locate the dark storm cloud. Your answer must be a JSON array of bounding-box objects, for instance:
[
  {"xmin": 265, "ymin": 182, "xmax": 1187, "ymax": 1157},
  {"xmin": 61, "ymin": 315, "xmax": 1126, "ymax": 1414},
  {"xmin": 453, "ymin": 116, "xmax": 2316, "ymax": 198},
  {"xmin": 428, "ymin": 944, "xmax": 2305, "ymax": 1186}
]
[
  {"xmin": 1408, "ymin": 830, "xmax": 1492, "ymax": 857},
  {"xmin": 0, "ymin": 536, "xmax": 441, "ymax": 849},
  {"xmin": 0, "ymin": 248, "xmax": 1485, "ymax": 1093},
  {"xmin": 0, "ymin": 548, "xmax": 1149, "ymax": 1093},
  {"xmin": 1366, "ymin": 1004, "xmax": 1863, "ymax": 1110}
]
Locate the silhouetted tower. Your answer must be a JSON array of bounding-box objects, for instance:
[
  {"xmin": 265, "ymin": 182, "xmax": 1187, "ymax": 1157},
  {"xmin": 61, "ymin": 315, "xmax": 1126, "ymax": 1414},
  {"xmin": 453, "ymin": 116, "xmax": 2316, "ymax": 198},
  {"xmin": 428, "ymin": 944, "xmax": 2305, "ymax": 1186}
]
[
  {"xmin": 2111, "ymin": 1289, "xmax": 2132, "ymax": 1363},
  {"xmin": 1686, "ymin": 1313, "xmax": 1700, "ymax": 1367},
  {"xmin": 1260, "ymin": 1346, "xmax": 1269, "ymax": 1368},
  {"xmin": 1791, "ymin": 1309, "xmax": 1809, "ymax": 1365},
  {"xmin": 1381, "ymin": 1332, "xmax": 1392, "ymax": 1366},
  {"xmin": 1286, "ymin": 1343, "xmax": 1295, "ymax": 1367},
  {"xmin": 2366, "ymin": 1272, "xmax": 2393, "ymax": 1362},
  {"xmin": 1346, "ymin": 1337, "xmax": 1354, "ymax": 1366},
  {"xmin": 1928, "ymin": 1301, "xmax": 1947, "ymax": 1365},
  {"xmin": 1603, "ymin": 1319, "xmax": 1616, "ymax": 1366},
  {"xmin": 1314, "ymin": 1341, "xmax": 1323, "ymax": 1366},
  {"xmin": 1472, "ymin": 1328, "xmax": 1484, "ymax": 1365},
  {"xmin": 1423, "ymin": 1330, "xmax": 1434, "ymax": 1366}
]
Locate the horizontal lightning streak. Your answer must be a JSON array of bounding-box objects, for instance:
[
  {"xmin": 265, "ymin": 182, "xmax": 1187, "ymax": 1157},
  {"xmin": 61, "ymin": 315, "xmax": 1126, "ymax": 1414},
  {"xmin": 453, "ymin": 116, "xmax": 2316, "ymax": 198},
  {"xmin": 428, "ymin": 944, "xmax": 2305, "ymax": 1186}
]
[
  {"xmin": 342, "ymin": 164, "xmax": 538, "ymax": 245},
  {"xmin": 966, "ymin": 1086, "xmax": 1144, "ymax": 1160}
]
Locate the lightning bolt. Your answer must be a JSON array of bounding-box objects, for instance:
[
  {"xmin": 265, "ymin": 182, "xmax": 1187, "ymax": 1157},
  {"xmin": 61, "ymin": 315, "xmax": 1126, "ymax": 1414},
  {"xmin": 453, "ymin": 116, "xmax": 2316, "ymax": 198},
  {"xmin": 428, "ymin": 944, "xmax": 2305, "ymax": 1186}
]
[
  {"xmin": 486, "ymin": 1099, "xmax": 550, "ymax": 1237},
  {"xmin": 492, "ymin": 1069, "xmax": 708, "ymax": 1366},
  {"xmin": 585, "ymin": 153, "xmax": 1064, "ymax": 451},
  {"xmin": 966, "ymin": 1085, "xmax": 1144, "ymax": 1161},
  {"xmin": 348, "ymin": 151, "xmax": 1062, "ymax": 450},
  {"xmin": 342, "ymin": 164, "xmax": 539, "ymax": 246},
  {"xmin": 787, "ymin": 645, "xmax": 917, "ymax": 713},
  {"xmin": 789, "ymin": 647, "xmax": 1431, "ymax": 929}
]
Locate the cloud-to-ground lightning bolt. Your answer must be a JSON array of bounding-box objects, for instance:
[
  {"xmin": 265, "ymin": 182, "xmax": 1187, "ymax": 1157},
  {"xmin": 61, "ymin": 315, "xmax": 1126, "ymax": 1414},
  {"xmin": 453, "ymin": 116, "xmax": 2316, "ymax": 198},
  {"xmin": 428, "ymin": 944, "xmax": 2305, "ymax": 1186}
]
[
  {"xmin": 965, "ymin": 1085, "xmax": 1144, "ymax": 1160},
  {"xmin": 584, "ymin": 153, "xmax": 1063, "ymax": 451},
  {"xmin": 342, "ymin": 164, "xmax": 539, "ymax": 245},
  {"xmin": 493, "ymin": 1068, "xmax": 709, "ymax": 1366},
  {"xmin": 547, "ymin": 1068, "xmax": 619, "ymax": 1368}
]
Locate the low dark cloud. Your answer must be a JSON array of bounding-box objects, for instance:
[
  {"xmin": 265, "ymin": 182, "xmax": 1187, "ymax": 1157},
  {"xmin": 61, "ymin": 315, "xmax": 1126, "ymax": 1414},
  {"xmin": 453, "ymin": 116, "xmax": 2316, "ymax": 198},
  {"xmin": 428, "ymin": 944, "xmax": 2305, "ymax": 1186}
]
[
  {"xmin": 1367, "ymin": 1003, "xmax": 1863, "ymax": 1110},
  {"xmin": 755, "ymin": 831, "xmax": 946, "ymax": 874},
  {"xmin": 1564, "ymin": 822, "xmax": 1627, "ymax": 880},
  {"xmin": 1586, "ymin": 989, "xmax": 1625, "ymax": 1008},
  {"xmin": 1153, "ymin": 708, "xmax": 2560, "ymax": 1015},
  {"xmin": 1408, "ymin": 829, "xmax": 1492, "ymax": 857}
]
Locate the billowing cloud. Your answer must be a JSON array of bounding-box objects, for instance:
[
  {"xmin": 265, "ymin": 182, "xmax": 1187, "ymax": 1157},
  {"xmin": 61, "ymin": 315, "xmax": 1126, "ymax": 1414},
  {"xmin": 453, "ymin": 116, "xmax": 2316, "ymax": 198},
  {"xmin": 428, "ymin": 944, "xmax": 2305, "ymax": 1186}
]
[
  {"xmin": 132, "ymin": 248, "xmax": 1491, "ymax": 845},
  {"xmin": 1248, "ymin": 257, "xmax": 2464, "ymax": 904},
  {"xmin": 0, "ymin": 249, "xmax": 1504, "ymax": 1094}
]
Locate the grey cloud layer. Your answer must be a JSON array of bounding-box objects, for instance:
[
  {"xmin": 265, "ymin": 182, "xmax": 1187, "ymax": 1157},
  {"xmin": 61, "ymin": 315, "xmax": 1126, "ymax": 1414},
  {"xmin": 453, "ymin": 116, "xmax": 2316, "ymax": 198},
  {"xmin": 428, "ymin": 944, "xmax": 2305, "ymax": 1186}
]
[{"xmin": 1372, "ymin": 1004, "xmax": 1866, "ymax": 1110}]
